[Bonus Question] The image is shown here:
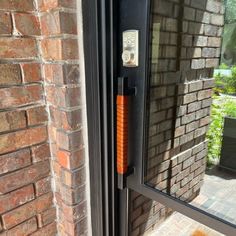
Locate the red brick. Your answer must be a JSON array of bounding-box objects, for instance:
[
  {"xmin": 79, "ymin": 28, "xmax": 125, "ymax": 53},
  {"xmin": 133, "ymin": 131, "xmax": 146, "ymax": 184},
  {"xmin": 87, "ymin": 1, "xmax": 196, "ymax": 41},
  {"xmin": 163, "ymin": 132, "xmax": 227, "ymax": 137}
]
[
  {"xmin": 14, "ymin": 13, "xmax": 40, "ymax": 36},
  {"xmin": 38, "ymin": 207, "xmax": 56, "ymax": 227},
  {"xmin": 46, "ymin": 85, "xmax": 81, "ymax": 108},
  {"xmin": 2, "ymin": 192, "xmax": 53, "ymax": 229},
  {"xmin": 0, "ymin": 161, "xmax": 50, "ymax": 194},
  {"xmin": 38, "ymin": 0, "xmax": 76, "ymax": 11},
  {"xmin": 0, "ymin": 126, "xmax": 47, "ymax": 155},
  {"xmin": 59, "ymin": 199, "xmax": 86, "ymax": 223},
  {"xmin": 58, "ymin": 215, "xmax": 87, "ymax": 236},
  {"xmin": 57, "ymin": 149, "xmax": 84, "ymax": 170},
  {"xmin": 44, "ymin": 64, "xmax": 80, "ymax": 85},
  {"xmin": 57, "ymin": 129, "xmax": 83, "ymax": 151},
  {"xmin": 0, "ymin": 0, "xmax": 35, "ymax": 11},
  {"xmin": 35, "ymin": 176, "xmax": 51, "ymax": 197},
  {"xmin": 0, "ymin": 185, "xmax": 34, "ymax": 214},
  {"xmin": 21, "ymin": 63, "xmax": 41, "ymax": 83},
  {"xmin": 30, "ymin": 222, "xmax": 57, "ymax": 236},
  {"xmin": 0, "ymin": 38, "xmax": 38, "ymax": 59},
  {"xmin": 41, "ymin": 38, "xmax": 79, "ymax": 60},
  {"xmin": 0, "ymin": 110, "xmax": 26, "ymax": 133},
  {"xmin": 26, "ymin": 106, "xmax": 48, "ymax": 126},
  {"xmin": 0, "ymin": 217, "xmax": 38, "ymax": 236},
  {"xmin": 0, "ymin": 64, "xmax": 21, "ymax": 86},
  {"xmin": 0, "ymin": 85, "xmax": 42, "ymax": 109},
  {"xmin": 60, "ymin": 167, "xmax": 86, "ymax": 188},
  {"xmin": 56, "ymin": 184, "xmax": 85, "ymax": 205},
  {"xmin": 0, "ymin": 12, "xmax": 12, "ymax": 35},
  {"xmin": 41, "ymin": 11, "xmax": 77, "ymax": 35},
  {"xmin": 50, "ymin": 107, "xmax": 82, "ymax": 131},
  {"xmin": 31, "ymin": 143, "xmax": 51, "ymax": 163},
  {"xmin": 0, "ymin": 149, "xmax": 31, "ymax": 175}
]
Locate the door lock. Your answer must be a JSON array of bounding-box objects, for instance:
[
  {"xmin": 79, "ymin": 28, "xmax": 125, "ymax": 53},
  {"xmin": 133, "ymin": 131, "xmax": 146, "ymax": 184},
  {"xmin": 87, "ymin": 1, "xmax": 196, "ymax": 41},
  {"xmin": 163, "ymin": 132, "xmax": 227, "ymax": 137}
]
[{"xmin": 122, "ymin": 30, "xmax": 139, "ymax": 67}]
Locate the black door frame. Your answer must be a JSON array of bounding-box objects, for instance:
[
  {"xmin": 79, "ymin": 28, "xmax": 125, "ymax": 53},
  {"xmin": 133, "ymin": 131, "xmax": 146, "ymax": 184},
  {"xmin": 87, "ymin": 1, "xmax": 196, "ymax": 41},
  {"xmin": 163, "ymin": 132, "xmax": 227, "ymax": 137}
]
[{"xmin": 83, "ymin": 0, "xmax": 236, "ymax": 236}]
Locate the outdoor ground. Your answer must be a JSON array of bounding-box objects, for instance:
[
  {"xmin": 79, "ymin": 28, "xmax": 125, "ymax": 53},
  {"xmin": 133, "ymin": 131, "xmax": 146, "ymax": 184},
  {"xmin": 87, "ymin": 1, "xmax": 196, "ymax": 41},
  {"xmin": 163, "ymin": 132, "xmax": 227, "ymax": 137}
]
[{"xmin": 148, "ymin": 167, "xmax": 236, "ymax": 236}]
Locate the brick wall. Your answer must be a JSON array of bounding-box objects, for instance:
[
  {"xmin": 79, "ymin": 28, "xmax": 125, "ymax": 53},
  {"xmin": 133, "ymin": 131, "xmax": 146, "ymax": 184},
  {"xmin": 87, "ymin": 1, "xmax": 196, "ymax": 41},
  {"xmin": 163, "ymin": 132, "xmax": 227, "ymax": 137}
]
[
  {"xmin": 0, "ymin": 0, "xmax": 56, "ymax": 235},
  {"xmin": 130, "ymin": 0, "xmax": 224, "ymax": 235},
  {"xmin": 0, "ymin": 0, "xmax": 87, "ymax": 236}
]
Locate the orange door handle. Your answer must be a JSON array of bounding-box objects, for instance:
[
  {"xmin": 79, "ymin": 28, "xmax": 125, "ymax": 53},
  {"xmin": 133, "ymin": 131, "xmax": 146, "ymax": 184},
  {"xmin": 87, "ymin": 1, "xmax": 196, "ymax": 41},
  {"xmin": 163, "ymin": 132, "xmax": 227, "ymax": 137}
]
[
  {"xmin": 117, "ymin": 95, "xmax": 129, "ymax": 174},
  {"xmin": 116, "ymin": 77, "xmax": 135, "ymax": 176}
]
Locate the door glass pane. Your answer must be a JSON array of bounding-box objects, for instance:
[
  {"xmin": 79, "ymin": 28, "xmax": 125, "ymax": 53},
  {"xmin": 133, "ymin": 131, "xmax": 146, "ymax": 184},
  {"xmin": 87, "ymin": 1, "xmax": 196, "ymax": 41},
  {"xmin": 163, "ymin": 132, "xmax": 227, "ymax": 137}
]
[{"xmin": 144, "ymin": 0, "xmax": 236, "ymax": 226}]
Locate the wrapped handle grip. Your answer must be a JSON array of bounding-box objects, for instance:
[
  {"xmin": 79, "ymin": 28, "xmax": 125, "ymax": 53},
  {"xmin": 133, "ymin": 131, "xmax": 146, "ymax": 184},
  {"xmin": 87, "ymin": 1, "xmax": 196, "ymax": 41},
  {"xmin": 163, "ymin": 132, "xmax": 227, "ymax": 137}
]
[{"xmin": 117, "ymin": 95, "xmax": 129, "ymax": 174}]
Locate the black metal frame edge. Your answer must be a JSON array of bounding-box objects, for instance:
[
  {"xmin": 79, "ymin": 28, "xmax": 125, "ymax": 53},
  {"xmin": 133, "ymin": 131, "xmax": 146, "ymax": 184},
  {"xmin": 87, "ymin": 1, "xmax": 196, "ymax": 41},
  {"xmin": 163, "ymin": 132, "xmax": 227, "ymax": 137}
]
[{"xmin": 82, "ymin": 0, "xmax": 118, "ymax": 235}]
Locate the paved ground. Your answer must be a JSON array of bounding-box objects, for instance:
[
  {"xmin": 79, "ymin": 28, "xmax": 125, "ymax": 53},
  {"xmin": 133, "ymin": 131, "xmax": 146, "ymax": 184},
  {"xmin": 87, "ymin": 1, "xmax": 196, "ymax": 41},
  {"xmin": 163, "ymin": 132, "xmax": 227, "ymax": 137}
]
[
  {"xmin": 192, "ymin": 167, "xmax": 236, "ymax": 225},
  {"xmin": 148, "ymin": 167, "xmax": 236, "ymax": 236}
]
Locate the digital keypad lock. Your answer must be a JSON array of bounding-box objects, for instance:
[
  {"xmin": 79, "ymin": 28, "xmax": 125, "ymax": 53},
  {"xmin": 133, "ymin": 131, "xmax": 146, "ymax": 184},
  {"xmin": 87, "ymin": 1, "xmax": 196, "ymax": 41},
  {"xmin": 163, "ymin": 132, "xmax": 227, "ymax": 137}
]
[{"xmin": 122, "ymin": 30, "xmax": 139, "ymax": 67}]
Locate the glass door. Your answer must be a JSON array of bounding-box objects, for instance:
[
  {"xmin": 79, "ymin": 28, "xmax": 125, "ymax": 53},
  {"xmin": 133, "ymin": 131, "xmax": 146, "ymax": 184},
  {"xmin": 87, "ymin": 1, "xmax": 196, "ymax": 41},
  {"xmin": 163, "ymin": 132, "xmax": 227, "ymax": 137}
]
[{"xmin": 117, "ymin": 0, "xmax": 236, "ymax": 235}]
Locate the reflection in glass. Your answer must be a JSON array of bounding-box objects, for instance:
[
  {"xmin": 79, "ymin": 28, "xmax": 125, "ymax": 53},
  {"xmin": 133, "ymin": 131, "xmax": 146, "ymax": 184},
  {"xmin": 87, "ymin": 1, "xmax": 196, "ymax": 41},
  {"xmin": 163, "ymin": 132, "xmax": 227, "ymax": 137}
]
[{"xmin": 145, "ymin": 0, "xmax": 236, "ymax": 226}]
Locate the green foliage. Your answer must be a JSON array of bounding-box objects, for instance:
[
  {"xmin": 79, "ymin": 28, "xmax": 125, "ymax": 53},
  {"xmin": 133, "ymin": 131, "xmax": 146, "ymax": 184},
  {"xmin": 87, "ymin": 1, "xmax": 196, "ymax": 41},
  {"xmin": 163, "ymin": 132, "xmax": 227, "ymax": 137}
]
[
  {"xmin": 214, "ymin": 65, "xmax": 236, "ymax": 94},
  {"xmin": 206, "ymin": 96, "xmax": 236, "ymax": 166},
  {"xmin": 219, "ymin": 63, "xmax": 229, "ymax": 69}
]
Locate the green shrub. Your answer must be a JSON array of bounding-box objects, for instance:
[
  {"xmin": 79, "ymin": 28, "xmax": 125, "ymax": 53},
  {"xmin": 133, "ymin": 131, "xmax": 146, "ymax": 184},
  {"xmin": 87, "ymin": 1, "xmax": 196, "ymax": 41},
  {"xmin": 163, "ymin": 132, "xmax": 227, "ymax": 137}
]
[
  {"xmin": 214, "ymin": 65, "xmax": 236, "ymax": 94},
  {"xmin": 206, "ymin": 96, "xmax": 236, "ymax": 166}
]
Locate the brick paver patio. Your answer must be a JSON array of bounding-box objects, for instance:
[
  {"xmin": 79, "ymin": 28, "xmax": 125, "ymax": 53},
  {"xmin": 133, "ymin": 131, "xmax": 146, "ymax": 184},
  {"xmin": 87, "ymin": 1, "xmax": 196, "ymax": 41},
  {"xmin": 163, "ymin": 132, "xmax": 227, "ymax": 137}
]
[{"xmin": 148, "ymin": 166, "xmax": 236, "ymax": 236}]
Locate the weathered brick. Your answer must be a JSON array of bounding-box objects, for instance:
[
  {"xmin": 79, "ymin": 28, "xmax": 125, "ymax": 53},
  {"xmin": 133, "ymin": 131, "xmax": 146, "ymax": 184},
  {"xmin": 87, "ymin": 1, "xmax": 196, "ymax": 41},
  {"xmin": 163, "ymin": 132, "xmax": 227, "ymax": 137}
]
[
  {"xmin": 57, "ymin": 129, "xmax": 83, "ymax": 151},
  {"xmin": 0, "ymin": 85, "xmax": 42, "ymax": 109},
  {"xmin": 46, "ymin": 85, "xmax": 81, "ymax": 108},
  {"xmin": 200, "ymin": 116, "xmax": 210, "ymax": 127},
  {"xmin": 0, "ymin": 12, "xmax": 12, "ymax": 35},
  {"xmin": 50, "ymin": 107, "xmax": 82, "ymax": 131},
  {"xmin": 40, "ymin": 11, "xmax": 77, "ymax": 35},
  {"xmin": 2, "ymin": 192, "xmax": 53, "ymax": 229},
  {"xmin": 21, "ymin": 63, "xmax": 41, "ymax": 83},
  {"xmin": 183, "ymin": 92, "xmax": 197, "ymax": 104},
  {"xmin": 206, "ymin": 0, "xmax": 221, "ymax": 13},
  {"xmin": 57, "ymin": 184, "xmax": 85, "ymax": 205},
  {"xmin": 0, "ymin": 38, "xmax": 38, "ymax": 59},
  {"xmin": 0, "ymin": 126, "xmax": 47, "ymax": 154},
  {"xmin": 0, "ymin": 110, "xmax": 26, "ymax": 133},
  {"xmin": 0, "ymin": 185, "xmax": 34, "ymax": 214},
  {"xmin": 27, "ymin": 106, "xmax": 48, "ymax": 126},
  {"xmin": 31, "ymin": 143, "xmax": 50, "ymax": 163},
  {"xmin": 190, "ymin": 0, "xmax": 207, "ymax": 10},
  {"xmin": 14, "ymin": 13, "xmax": 40, "ymax": 36},
  {"xmin": 0, "ymin": 64, "xmax": 22, "ymax": 86},
  {"xmin": 44, "ymin": 64, "xmax": 80, "ymax": 85},
  {"xmin": 35, "ymin": 176, "xmax": 51, "ymax": 197},
  {"xmin": 38, "ymin": 0, "xmax": 76, "ymax": 11},
  {"xmin": 41, "ymin": 38, "xmax": 79, "ymax": 60},
  {"xmin": 194, "ymin": 126, "xmax": 207, "ymax": 138},
  {"xmin": 186, "ymin": 121, "xmax": 198, "ymax": 133},
  {"xmin": 208, "ymin": 37, "xmax": 221, "ymax": 47},
  {"xmin": 0, "ymin": 161, "xmax": 50, "ymax": 194},
  {"xmin": 188, "ymin": 22, "xmax": 204, "ymax": 35},
  {"xmin": 0, "ymin": 217, "xmax": 38, "ymax": 236},
  {"xmin": 174, "ymin": 126, "xmax": 185, "ymax": 137},
  {"xmin": 0, "ymin": 149, "xmax": 31, "ymax": 175},
  {"xmin": 60, "ymin": 167, "xmax": 86, "ymax": 188},
  {"xmin": 198, "ymin": 89, "xmax": 212, "ymax": 100},
  {"xmin": 189, "ymin": 80, "xmax": 203, "ymax": 92},
  {"xmin": 203, "ymin": 79, "xmax": 215, "ymax": 89},
  {"xmin": 206, "ymin": 58, "xmax": 219, "ymax": 68},
  {"xmin": 0, "ymin": 0, "xmax": 35, "ymax": 11},
  {"xmin": 191, "ymin": 59, "xmax": 205, "ymax": 69},
  {"xmin": 187, "ymin": 101, "xmax": 201, "ymax": 113},
  {"xmin": 204, "ymin": 25, "xmax": 218, "ymax": 36},
  {"xmin": 196, "ymin": 10, "xmax": 210, "ymax": 23},
  {"xmin": 179, "ymin": 131, "xmax": 194, "ymax": 145},
  {"xmin": 181, "ymin": 112, "xmax": 195, "ymax": 125},
  {"xmin": 202, "ymin": 97, "xmax": 212, "ymax": 108},
  {"xmin": 194, "ymin": 36, "xmax": 208, "ymax": 47},
  {"xmin": 57, "ymin": 148, "xmax": 85, "ymax": 170},
  {"xmin": 196, "ymin": 108, "xmax": 210, "ymax": 119},
  {"xmin": 202, "ymin": 48, "xmax": 217, "ymax": 58},
  {"xmin": 38, "ymin": 207, "xmax": 56, "ymax": 227}
]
